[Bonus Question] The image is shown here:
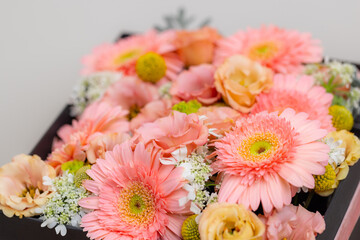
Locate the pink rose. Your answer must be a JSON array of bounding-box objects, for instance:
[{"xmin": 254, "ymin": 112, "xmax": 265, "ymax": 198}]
[
  {"xmin": 171, "ymin": 64, "xmax": 221, "ymax": 105},
  {"xmin": 130, "ymin": 99, "xmax": 172, "ymax": 131},
  {"xmin": 135, "ymin": 111, "xmax": 209, "ymax": 155}
]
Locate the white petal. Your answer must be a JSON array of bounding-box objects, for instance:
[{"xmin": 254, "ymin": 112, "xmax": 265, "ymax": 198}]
[{"xmin": 179, "ymin": 196, "xmax": 188, "ymax": 207}]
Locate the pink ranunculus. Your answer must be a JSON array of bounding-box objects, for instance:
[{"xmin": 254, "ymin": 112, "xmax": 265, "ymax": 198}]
[
  {"xmin": 135, "ymin": 111, "xmax": 209, "ymax": 155},
  {"xmin": 264, "ymin": 204, "xmax": 325, "ymax": 240},
  {"xmin": 130, "ymin": 99, "xmax": 172, "ymax": 132},
  {"xmin": 85, "ymin": 132, "xmax": 131, "ymax": 164},
  {"xmin": 102, "ymin": 76, "xmax": 160, "ymax": 111},
  {"xmin": 197, "ymin": 106, "xmax": 241, "ymax": 137},
  {"xmin": 170, "ymin": 64, "xmax": 221, "ymax": 105}
]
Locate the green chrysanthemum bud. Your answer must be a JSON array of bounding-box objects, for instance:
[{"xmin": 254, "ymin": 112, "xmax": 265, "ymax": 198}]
[
  {"xmin": 136, "ymin": 52, "xmax": 167, "ymax": 83},
  {"xmin": 61, "ymin": 160, "xmax": 84, "ymax": 174},
  {"xmin": 314, "ymin": 164, "xmax": 336, "ymax": 192},
  {"xmin": 329, "ymin": 105, "xmax": 354, "ymax": 131},
  {"xmin": 172, "ymin": 100, "xmax": 202, "ymax": 115},
  {"xmin": 181, "ymin": 215, "xmax": 200, "ymax": 240},
  {"xmin": 74, "ymin": 165, "xmax": 92, "ymax": 188}
]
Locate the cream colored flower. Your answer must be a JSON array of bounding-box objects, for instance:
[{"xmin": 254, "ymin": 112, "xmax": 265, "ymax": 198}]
[
  {"xmin": 315, "ymin": 130, "xmax": 360, "ymax": 196},
  {"xmin": 198, "ymin": 202, "xmax": 265, "ymax": 240},
  {"xmin": 214, "ymin": 55, "xmax": 273, "ymax": 113},
  {"xmin": 0, "ymin": 154, "xmax": 56, "ymax": 218},
  {"xmin": 327, "ymin": 130, "xmax": 360, "ymax": 166}
]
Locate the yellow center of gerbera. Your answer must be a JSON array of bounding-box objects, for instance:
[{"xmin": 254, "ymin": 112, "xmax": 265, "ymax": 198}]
[
  {"xmin": 248, "ymin": 41, "xmax": 279, "ymax": 61},
  {"xmin": 314, "ymin": 164, "xmax": 336, "ymax": 192},
  {"xmin": 181, "ymin": 215, "xmax": 200, "ymax": 240},
  {"xmin": 113, "ymin": 49, "xmax": 143, "ymax": 66},
  {"xmin": 135, "ymin": 52, "xmax": 167, "ymax": 83},
  {"xmin": 118, "ymin": 181, "xmax": 155, "ymax": 227},
  {"xmin": 329, "ymin": 105, "xmax": 354, "ymax": 131},
  {"xmin": 239, "ymin": 132, "xmax": 279, "ymax": 162}
]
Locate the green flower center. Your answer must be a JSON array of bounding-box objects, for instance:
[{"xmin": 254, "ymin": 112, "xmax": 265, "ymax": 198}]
[
  {"xmin": 118, "ymin": 182, "xmax": 155, "ymax": 227},
  {"xmin": 250, "ymin": 140, "xmax": 272, "ymax": 156},
  {"xmin": 129, "ymin": 194, "xmax": 146, "ymax": 214}
]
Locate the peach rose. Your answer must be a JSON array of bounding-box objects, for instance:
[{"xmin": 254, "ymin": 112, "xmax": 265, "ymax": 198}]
[
  {"xmin": 215, "ymin": 55, "xmax": 273, "ymax": 112},
  {"xmin": 199, "ymin": 203, "xmax": 265, "ymax": 240},
  {"xmin": 134, "ymin": 111, "xmax": 208, "ymax": 155},
  {"xmin": 0, "ymin": 154, "xmax": 56, "ymax": 218},
  {"xmin": 170, "ymin": 64, "xmax": 221, "ymax": 105},
  {"xmin": 85, "ymin": 132, "xmax": 131, "ymax": 164},
  {"xmin": 197, "ymin": 106, "xmax": 241, "ymax": 136},
  {"xmin": 175, "ymin": 27, "xmax": 221, "ymax": 66}
]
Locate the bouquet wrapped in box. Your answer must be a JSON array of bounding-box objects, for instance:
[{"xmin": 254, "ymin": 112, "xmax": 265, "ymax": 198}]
[{"xmin": 1, "ymin": 21, "xmax": 360, "ymax": 240}]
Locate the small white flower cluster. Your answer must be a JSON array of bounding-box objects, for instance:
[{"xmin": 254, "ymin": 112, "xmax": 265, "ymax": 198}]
[
  {"xmin": 305, "ymin": 61, "xmax": 356, "ymax": 86},
  {"xmin": 161, "ymin": 146, "xmax": 215, "ymax": 214},
  {"xmin": 39, "ymin": 172, "xmax": 89, "ymax": 236},
  {"xmin": 70, "ymin": 71, "xmax": 122, "ymax": 116},
  {"xmin": 323, "ymin": 137, "xmax": 346, "ymax": 168},
  {"xmin": 346, "ymin": 87, "xmax": 360, "ymax": 116}
]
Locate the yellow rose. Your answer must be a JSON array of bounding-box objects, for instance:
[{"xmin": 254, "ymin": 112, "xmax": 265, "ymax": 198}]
[
  {"xmin": 214, "ymin": 55, "xmax": 273, "ymax": 113},
  {"xmin": 198, "ymin": 203, "xmax": 265, "ymax": 240},
  {"xmin": 327, "ymin": 130, "xmax": 360, "ymax": 166}
]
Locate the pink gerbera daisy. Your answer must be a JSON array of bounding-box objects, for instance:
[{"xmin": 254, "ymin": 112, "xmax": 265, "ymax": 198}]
[
  {"xmin": 214, "ymin": 109, "xmax": 329, "ymax": 212},
  {"xmin": 214, "ymin": 25, "xmax": 322, "ymax": 73},
  {"xmin": 79, "ymin": 142, "xmax": 192, "ymax": 240},
  {"xmin": 252, "ymin": 74, "xmax": 335, "ymax": 132},
  {"xmin": 82, "ymin": 30, "xmax": 183, "ymax": 80}
]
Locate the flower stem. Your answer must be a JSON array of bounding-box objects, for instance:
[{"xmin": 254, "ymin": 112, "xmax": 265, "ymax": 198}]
[{"xmin": 304, "ymin": 190, "xmax": 315, "ymax": 209}]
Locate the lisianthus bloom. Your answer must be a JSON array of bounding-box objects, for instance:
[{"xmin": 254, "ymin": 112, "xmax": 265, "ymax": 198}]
[
  {"xmin": 252, "ymin": 74, "xmax": 334, "ymax": 132},
  {"xmin": 55, "ymin": 101, "xmax": 129, "ymax": 147},
  {"xmin": 170, "ymin": 64, "xmax": 221, "ymax": 105},
  {"xmin": 85, "ymin": 132, "xmax": 130, "ymax": 164},
  {"xmin": 214, "ymin": 25, "xmax": 322, "ymax": 74},
  {"xmin": 130, "ymin": 99, "xmax": 172, "ymax": 131},
  {"xmin": 82, "ymin": 30, "xmax": 183, "ymax": 81},
  {"xmin": 214, "ymin": 109, "xmax": 329, "ymax": 212},
  {"xmin": 198, "ymin": 203, "xmax": 265, "ymax": 240},
  {"xmin": 135, "ymin": 111, "xmax": 208, "ymax": 155},
  {"xmin": 101, "ymin": 76, "xmax": 160, "ymax": 119},
  {"xmin": 79, "ymin": 142, "xmax": 192, "ymax": 240},
  {"xmin": 214, "ymin": 55, "xmax": 273, "ymax": 113},
  {"xmin": 0, "ymin": 154, "xmax": 56, "ymax": 218},
  {"xmin": 197, "ymin": 106, "xmax": 241, "ymax": 137},
  {"xmin": 174, "ymin": 27, "xmax": 221, "ymax": 66},
  {"xmin": 263, "ymin": 204, "xmax": 325, "ymax": 240}
]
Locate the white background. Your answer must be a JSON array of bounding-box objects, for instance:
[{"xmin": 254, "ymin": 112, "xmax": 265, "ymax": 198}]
[{"xmin": 0, "ymin": 0, "xmax": 359, "ymax": 165}]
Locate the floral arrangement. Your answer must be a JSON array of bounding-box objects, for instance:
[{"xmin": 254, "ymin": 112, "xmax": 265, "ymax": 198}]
[{"xmin": 1, "ymin": 23, "xmax": 360, "ymax": 240}]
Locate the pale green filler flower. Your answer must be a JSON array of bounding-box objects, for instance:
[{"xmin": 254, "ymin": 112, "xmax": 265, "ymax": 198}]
[
  {"xmin": 40, "ymin": 172, "xmax": 89, "ymax": 236},
  {"xmin": 70, "ymin": 71, "xmax": 122, "ymax": 116}
]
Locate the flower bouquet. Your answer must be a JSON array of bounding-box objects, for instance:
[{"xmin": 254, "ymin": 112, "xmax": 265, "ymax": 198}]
[{"xmin": 1, "ymin": 21, "xmax": 360, "ymax": 240}]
